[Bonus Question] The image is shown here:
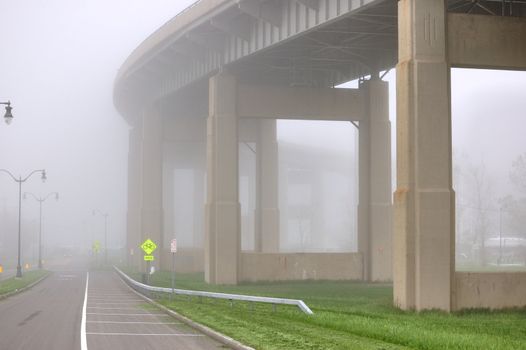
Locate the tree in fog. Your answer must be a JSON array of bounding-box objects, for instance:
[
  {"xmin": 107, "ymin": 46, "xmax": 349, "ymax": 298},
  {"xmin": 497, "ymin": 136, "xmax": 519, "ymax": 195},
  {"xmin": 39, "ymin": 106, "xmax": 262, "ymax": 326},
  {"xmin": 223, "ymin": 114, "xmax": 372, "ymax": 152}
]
[
  {"xmin": 510, "ymin": 153, "xmax": 526, "ymax": 193},
  {"xmin": 500, "ymin": 153, "xmax": 526, "ymax": 237},
  {"xmin": 455, "ymin": 154, "xmax": 496, "ymax": 266},
  {"xmin": 469, "ymin": 161, "xmax": 496, "ymax": 266}
]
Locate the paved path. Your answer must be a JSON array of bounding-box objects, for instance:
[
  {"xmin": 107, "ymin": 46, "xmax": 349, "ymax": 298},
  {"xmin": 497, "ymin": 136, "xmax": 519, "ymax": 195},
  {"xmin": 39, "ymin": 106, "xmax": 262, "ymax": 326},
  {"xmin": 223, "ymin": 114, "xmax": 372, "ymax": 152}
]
[
  {"xmin": 86, "ymin": 270, "xmax": 225, "ymax": 350},
  {"xmin": 0, "ymin": 269, "xmax": 85, "ymax": 350},
  {"xmin": 0, "ymin": 263, "xmax": 228, "ymax": 350}
]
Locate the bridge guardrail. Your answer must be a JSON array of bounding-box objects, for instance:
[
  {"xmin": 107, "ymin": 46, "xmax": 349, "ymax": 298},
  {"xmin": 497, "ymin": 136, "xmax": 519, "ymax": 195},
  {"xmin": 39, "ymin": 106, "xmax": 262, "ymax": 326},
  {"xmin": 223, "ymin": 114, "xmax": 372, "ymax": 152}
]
[{"xmin": 114, "ymin": 266, "xmax": 313, "ymax": 315}]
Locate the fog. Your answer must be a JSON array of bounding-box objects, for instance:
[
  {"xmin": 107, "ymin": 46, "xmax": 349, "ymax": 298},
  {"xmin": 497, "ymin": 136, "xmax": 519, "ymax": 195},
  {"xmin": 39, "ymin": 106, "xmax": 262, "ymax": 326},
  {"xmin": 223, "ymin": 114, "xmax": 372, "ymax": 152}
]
[
  {"xmin": 0, "ymin": 1, "xmax": 525, "ymax": 271},
  {"xmin": 0, "ymin": 0, "xmax": 197, "ymax": 267}
]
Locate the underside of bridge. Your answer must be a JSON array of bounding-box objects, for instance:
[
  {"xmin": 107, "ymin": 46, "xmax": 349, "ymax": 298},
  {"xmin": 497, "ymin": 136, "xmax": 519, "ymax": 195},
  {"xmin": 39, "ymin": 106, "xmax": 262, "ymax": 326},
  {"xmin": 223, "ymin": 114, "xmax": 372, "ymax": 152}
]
[{"xmin": 115, "ymin": 0, "xmax": 526, "ymax": 311}]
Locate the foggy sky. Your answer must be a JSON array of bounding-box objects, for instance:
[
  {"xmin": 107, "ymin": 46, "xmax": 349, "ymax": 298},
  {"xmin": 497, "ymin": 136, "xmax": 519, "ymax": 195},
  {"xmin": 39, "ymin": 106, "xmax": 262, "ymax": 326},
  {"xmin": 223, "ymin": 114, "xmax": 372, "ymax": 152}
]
[
  {"xmin": 0, "ymin": 1, "xmax": 525, "ymax": 257},
  {"xmin": 0, "ymin": 0, "xmax": 197, "ymax": 251}
]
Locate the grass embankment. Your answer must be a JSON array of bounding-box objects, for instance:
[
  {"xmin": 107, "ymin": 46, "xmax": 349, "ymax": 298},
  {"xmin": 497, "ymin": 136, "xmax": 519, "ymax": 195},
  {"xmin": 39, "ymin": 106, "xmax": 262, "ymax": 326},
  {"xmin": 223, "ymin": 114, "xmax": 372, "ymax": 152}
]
[
  {"xmin": 0, "ymin": 270, "xmax": 50, "ymax": 297},
  {"xmin": 124, "ymin": 269, "xmax": 526, "ymax": 350}
]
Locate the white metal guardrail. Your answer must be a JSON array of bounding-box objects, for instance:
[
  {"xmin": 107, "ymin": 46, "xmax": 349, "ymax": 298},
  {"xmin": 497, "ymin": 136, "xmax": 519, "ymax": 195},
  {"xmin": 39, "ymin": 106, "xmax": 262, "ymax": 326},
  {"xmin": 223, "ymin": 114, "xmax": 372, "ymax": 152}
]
[{"xmin": 114, "ymin": 266, "xmax": 313, "ymax": 315}]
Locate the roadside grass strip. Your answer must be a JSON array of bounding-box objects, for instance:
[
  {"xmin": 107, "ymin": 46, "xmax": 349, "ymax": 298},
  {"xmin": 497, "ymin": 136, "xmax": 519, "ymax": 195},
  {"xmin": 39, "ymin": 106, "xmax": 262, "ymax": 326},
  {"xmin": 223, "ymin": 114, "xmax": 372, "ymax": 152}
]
[
  {"xmin": 0, "ymin": 270, "xmax": 50, "ymax": 297},
  {"xmin": 122, "ymin": 268, "xmax": 526, "ymax": 350}
]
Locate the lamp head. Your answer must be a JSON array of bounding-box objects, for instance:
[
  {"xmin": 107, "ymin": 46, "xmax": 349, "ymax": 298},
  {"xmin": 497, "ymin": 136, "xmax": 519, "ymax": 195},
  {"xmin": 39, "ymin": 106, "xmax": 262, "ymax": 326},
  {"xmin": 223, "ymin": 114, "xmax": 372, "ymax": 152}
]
[
  {"xmin": 41, "ymin": 170, "xmax": 47, "ymax": 183},
  {"xmin": 55, "ymin": 193, "xmax": 59, "ymax": 201},
  {"xmin": 4, "ymin": 102, "xmax": 13, "ymax": 125}
]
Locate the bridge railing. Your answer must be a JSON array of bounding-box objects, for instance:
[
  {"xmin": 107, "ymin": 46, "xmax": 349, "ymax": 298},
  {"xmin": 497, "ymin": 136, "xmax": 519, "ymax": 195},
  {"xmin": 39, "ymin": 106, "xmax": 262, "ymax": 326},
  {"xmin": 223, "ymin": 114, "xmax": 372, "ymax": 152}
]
[{"xmin": 114, "ymin": 266, "xmax": 314, "ymax": 315}]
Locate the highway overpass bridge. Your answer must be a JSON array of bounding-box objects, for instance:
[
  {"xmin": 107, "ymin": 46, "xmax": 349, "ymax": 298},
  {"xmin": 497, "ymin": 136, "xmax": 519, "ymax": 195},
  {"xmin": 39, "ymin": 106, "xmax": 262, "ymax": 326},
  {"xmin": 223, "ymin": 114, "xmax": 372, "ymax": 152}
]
[{"xmin": 114, "ymin": 0, "xmax": 526, "ymax": 311}]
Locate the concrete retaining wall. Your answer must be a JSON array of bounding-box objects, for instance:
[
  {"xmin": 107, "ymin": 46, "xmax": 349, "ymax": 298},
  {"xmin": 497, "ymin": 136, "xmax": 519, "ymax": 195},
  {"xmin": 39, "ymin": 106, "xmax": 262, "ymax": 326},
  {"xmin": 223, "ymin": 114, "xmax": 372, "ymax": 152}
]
[
  {"xmin": 455, "ymin": 272, "xmax": 526, "ymax": 310},
  {"xmin": 160, "ymin": 248, "xmax": 204, "ymax": 273},
  {"xmin": 240, "ymin": 252, "xmax": 363, "ymax": 282}
]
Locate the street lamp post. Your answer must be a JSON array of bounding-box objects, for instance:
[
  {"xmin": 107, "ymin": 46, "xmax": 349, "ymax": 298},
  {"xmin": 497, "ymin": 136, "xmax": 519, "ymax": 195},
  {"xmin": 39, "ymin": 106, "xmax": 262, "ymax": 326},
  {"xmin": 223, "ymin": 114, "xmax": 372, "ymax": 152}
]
[
  {"xmin": 1, "ymin": 101, "xmax": 14, "ymax": 124},
  {"xmin": 24, "ymin": 192, "xmax": 59, "ymax": 269},
  {"xmin": 93, "ymin": 210, "xmax": 109, "ymax": 265},
  {"xmin": 499, "ymin": 207, "xmax": 502, "ymax": 266},
  {"xmin": 0, "ymin": 169, "xmax": 46, "ymax": 277}
]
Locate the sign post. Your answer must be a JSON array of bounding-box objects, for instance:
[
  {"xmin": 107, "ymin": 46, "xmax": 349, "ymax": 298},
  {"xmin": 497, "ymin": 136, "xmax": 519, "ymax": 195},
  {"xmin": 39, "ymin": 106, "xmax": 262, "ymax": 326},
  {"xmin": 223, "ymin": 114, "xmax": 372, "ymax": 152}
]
[
  {"xmin": 170, "ymin": 238, "xmax": 177, "ymax": 300},
  {"xmin": 140, "ymin": 238, "xmax": 157, "ymax": 285}
]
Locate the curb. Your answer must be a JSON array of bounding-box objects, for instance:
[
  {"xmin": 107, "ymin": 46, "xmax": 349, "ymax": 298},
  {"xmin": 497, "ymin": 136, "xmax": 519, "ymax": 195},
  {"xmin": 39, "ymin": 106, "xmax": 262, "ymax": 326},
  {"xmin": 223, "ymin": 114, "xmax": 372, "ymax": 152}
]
[
  {"xmin": 116, "ymin": 271, "xmax": 255, "ymax": 350},
  {"xmin": 0, "ymin": 272, "xmax": 52, "ymax": 301}
]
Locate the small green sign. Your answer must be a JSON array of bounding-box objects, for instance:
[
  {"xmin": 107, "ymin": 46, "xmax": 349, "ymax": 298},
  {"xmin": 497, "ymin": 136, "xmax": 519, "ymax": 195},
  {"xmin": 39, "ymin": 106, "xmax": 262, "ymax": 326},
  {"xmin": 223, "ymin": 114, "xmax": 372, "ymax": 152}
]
[
  {"xmin": 144, "ymin": 255, "xmax": 154, "ymax": 261},
  {"xmin": 141, "ymin": 238, "xmax": 157, "ymax": 255}
]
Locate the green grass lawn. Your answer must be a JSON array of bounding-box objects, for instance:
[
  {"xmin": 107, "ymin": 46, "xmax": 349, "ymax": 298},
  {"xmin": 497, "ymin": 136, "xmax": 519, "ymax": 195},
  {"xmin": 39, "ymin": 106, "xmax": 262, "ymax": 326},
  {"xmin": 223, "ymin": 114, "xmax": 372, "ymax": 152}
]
[
  {"xmin": 0, "ymin": 270, "xmax": 50, "ymax": 296},
  {"xmin": 124, "ymin": 269, "xmax": 526, "ymax": 350}
]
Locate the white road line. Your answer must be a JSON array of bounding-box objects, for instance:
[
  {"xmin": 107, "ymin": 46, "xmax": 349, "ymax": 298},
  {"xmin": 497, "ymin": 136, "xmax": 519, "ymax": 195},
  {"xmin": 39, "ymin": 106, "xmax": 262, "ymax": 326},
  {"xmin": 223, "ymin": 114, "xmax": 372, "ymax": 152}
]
[
  {"xmin": 86, "ymin": 332, "xmax": 204, "ymax": 337},
  {"xmin": 88, "ymin": 300, "xmax": 139, "ymax": 303},
  {"xmin": 87, "ymin": 307, "xmax": 147, "ymax": 310},
  {"xmin": 81, "ymin": 272, "xmax": 89, "ymax": 350},
  {"xmin": 87, "ymin": 321, "xmax": 180, "ymax": 325},
  {"xmin": 86, "ymin": 313, "xmax": 171, "ymax": 316},
  {"xmin": 87, "ymin": 297, "xmax": 142, "ymax": 299},
  {"xmin": 88, "ymin": 300, "xmax": 142, "ymax": 307},
  {"xmin": 87, "ymin": 298, "xmax": 143, "ymax": 302}
]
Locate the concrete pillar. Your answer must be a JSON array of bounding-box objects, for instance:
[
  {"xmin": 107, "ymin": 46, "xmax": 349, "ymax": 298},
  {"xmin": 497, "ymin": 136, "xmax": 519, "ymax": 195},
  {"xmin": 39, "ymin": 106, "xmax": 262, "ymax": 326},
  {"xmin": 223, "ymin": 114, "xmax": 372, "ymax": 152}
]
[
  {"xmin": 368, "ymin": 79, "xmax": 392, "ymax": 281},
  {"xmin": 193, "ymin": 168, "xmax": 205, "ymax": 248},
  {"xmin": 163, "ymin": 162, "xmax": 175, "ymax": 248},
  {"xmin": 394, "ymin": 0, "xmax": 454, "ymax": 311},
  {"xmin": 312, "ymin": 169, "xmax": 324, "ymax": 251},
  {"xmin": 256, "ymin": 119, "xmax": 280, "ymax": 252},
  {"xmin": 205, "ymin": 73, "xmax": 241, "ymax": 284},
  {"xmin": 358, "ymin": 114, "xmax": 370, "ymax": 280},
  {"xmin": 140, "ymin": 106, "xmax": 164, "ymax": 272},
  {"xmin": 127, "ymin": 122, "xmax": 142, "ymax": 269},
  {"xmin": 358, "ymin": 78, "xmax": 392, "ymax": 282}
]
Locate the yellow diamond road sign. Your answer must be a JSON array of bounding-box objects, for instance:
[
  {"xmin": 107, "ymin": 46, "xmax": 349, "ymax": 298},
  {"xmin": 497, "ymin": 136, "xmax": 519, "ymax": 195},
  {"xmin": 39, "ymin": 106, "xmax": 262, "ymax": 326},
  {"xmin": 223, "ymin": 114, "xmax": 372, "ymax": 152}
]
[
  {"xmin": 141, "ymin": 239, "xmax": 157, "ymax": 255},
  {"xmin": 93, "ymin": 240, "xmax": 101, "ymax": 253}
]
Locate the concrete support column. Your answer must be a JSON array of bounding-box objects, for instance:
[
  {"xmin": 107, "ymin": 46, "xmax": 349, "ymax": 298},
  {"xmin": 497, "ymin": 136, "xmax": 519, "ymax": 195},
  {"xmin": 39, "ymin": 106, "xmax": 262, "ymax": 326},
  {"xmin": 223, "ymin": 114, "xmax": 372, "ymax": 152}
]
[
  {"xmin": 127, "ymin": 122, "xmax": 142, "ymax": 269},
  {"xmin": 312, "ymin": 170, "xmax": 324, "ymax": 251},
  {"xmin": 394, "ymin": 0, "xmax": 454, "ymax": 311},
  {"xmin": 140, "ymin": 106, "xmax": 164, "ymax": 271},
  {"xmin": 163, "ymin": 162, "xmax": 175, "ymax": 248},
  {"xmin": 256, "ymin": 119, "xmax": 280, "ymax": 252},
  {"xmin": 358, "ymin": 78, "xmax": 392, "ymax": 282},
  {"xmin": 205, "ymin": 73, "xmax": 241, "ymax": 284},
  {"xmin": 193, "ymin": 168, "xmax": 205, "ymax": 248},
  {"xmin": 358, "ymin": 115, "xmax": 370, "ymax": 280},
  {"xmin": 368, "ymin": 79, "xmax": 392, "ymax": 282}
]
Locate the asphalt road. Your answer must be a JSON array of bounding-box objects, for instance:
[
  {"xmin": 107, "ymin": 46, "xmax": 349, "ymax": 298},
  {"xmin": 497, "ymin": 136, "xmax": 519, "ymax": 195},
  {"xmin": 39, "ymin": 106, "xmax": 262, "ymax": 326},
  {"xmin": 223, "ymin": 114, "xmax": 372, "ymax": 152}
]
[
  {"xmin": 0, "ymin": 265, "xmax": 85, "ymax": 349},
  {"xmin": 0, "ymin": 260, "xmax": 227, "ymax": 350}
]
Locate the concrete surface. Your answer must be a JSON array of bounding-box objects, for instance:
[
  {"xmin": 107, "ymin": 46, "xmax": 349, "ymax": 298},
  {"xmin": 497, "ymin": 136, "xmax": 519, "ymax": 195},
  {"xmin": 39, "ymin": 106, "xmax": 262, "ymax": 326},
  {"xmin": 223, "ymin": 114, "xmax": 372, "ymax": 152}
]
[
  {"xmin": 393, "ymin": 0, "xmax": 455, "ymax": 311},
  {"xmin": 205, "ymin": 73, "xmax": 241, "ymax": 285},
  {"xmin": 448, "ymin": 13, "xmax": 526, "ymax": 70},
  {"xmin": 86, "ymin": 271, "xmax": 225, "ymax": 350},
  {"xmin": 454, "ymin": 272, "xmax": 526, "ymax": 310},
  {"xmin": 240, "ymin": 252, "xmax": 363, "ymax": 282}
]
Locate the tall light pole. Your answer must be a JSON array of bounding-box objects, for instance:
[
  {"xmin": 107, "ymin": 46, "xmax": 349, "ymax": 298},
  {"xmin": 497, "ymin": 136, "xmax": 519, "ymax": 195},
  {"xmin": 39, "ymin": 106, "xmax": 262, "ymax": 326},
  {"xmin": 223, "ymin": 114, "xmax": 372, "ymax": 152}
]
[
  {"xmin": 1, "ymin": 101, "xmax": 14, "ymax": 125},
  {"xmin": 0, "ymin": 169, "xmax": 46, "ymax": 277},
  {"xmin": 499, "ymin": 207, "xmax": 502, "ymax": 266},
  {"xmin": 24, "ymin": 192, "xmax": 59, "ymax": 269},
  {"xmin": 93, "ymin": 210, "xmax": 109, "ymax": 265}
]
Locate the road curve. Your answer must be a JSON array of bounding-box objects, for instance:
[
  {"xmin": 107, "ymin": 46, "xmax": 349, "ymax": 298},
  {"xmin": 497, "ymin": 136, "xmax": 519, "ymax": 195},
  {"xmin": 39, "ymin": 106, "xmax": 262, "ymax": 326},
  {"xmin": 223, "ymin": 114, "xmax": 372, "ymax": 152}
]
[{"xmin": 0, "ymin": 266, "xmax": 228, "ymax": 350}]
